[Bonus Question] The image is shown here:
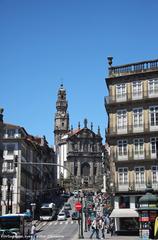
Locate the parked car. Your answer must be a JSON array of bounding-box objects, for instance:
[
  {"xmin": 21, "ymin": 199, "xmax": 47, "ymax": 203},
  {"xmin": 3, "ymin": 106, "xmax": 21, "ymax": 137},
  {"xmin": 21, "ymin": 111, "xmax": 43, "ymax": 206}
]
[
  {"xmin": 64, "ymin": 202, "xmax": 72, "ymax": 210},
  {"xmin": 57, "ymin": 212, "xmax": 67, "ymax": 221},
  {"xmin": 71, "ymin": 211, "xmax": 80, "ymax": 220}
]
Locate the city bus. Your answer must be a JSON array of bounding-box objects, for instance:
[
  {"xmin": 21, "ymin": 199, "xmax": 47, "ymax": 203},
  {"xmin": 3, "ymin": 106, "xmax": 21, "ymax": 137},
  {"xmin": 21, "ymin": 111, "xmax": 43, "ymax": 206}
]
[
  {"xmin": 39, "ymin": 202, "xmax": 56, "ymax": 221},
  {"xmin": 0, "ymin": 213, "xmax": 32, "ymax": 239}
]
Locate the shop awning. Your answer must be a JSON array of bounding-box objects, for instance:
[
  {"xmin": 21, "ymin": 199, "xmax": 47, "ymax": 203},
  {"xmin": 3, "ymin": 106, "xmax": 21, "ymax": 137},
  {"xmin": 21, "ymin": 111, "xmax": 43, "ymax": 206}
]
[{"xmin": 109, "ymin": 208, "xmax": 139, "ymax": 218}]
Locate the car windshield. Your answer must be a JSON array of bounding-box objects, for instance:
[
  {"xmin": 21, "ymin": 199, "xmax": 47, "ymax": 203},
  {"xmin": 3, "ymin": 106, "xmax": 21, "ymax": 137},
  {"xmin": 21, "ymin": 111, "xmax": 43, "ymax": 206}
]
[
  {"xmin": 40, "ymin": 209, "xmax": 52, "ymax": 216},
  {"xmin": 59, "ymin": 213, "xmax": 65, "ymax": 216},
  {"xmin": 73, "ymin": 212, "xmax": 78, "ymax": 216},
  {"xmin": 65, "ymin": 203, "xmax": 70, "ymax": 206}
]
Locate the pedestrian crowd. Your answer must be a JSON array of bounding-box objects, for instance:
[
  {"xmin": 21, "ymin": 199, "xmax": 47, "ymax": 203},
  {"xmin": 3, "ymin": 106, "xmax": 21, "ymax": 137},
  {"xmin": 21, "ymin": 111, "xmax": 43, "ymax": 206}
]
[
  {"xmin": 83, "ymin": 191, "xmax": 115, "ymax": 239},
  {"xmin": 88, "ymin": 214, "xmax": 114, "ymax": 239}
]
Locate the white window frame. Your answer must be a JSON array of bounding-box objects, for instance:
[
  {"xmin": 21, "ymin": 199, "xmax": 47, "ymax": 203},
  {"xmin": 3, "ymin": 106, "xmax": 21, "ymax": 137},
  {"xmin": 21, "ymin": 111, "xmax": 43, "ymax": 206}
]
[
  {"xmin": 135, "ymin": 166, "xmax": 145, "ymax": 184},
  {"xmin": 118, "ymin": 167, "xmax": 128, "ymax": 184},
  {"xmin": 148, "ymin": 79, "xmax": 158, "ymax": 97},
  {"xmin": 133, "ymin": 108, "xmax": 143, "ymax": 132},
  {"xmin": 2, "ymin": 160, "xmax": 14, "ymax": 172},
  {"xmin": 150, "ymin": 137, "xmax": 158, "ymax": 159},
  {"xmin": 132, "ymin": 81, "xmax": 142, "ymax": 99},
  {"xmin": 117, "ymin": 140, "xmax": 128, "ymax": 160},
  {"xmin": 116, "ymin": 84, "xmax": 126, "ymax": 102},
  {"xmin": 151, "ymin": 166, "xmax": 158, "ymax": 184},
  {"xmin": 133, "ymin": 138, "xmax": 144, "ymax": 159},
  {"xmin": 149, "ymin": 106, "xmax": 158, "ymax": 130},
  {"xmin": 117, "ymin": 109, "xmax": 127, "ymax": 133}
]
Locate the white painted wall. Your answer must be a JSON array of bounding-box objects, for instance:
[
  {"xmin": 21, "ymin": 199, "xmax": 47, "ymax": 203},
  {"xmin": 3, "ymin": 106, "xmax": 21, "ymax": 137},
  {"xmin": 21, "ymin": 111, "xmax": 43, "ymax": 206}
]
[{"xmin": 57, "ymin": 136, "xmax": 68, "ymax": 179}]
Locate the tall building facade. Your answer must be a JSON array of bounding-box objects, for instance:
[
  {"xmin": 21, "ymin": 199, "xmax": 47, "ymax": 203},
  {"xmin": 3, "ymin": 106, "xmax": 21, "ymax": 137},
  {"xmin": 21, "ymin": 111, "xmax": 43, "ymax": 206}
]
[
  {"xmin": 0, "ymin": 110, "xmax": 56, "ymax": 215},
  {"xmin": 54, "ymin": 85, "xmax": 103, "ymax": 191},
  {"xmin": 0, "ymin": 109, "xmax": 4, "ymax": 214},
  {"xmin": 105, "ymin": 57, "xmax": 158, "ymax": 233}
]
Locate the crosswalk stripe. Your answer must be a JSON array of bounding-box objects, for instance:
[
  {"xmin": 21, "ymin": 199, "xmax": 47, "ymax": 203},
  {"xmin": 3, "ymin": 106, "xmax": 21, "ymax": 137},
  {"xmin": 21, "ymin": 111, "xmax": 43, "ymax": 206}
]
[{"xmin": 37, "ymin": 220, "xmax": 78, "ymax": 228}]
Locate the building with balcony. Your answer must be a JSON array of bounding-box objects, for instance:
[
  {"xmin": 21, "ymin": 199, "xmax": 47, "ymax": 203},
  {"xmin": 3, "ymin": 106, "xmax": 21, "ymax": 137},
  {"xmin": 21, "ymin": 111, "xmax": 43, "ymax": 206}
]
[
  {"xmin": 0, "ymin": 108, "xmax": 4, "ymax": 214},
  {"xmin": 0, "ymin": 109, "xmax": 56, "ymax": 215},
  {"xmin": 105, "ymin": 57, "xmax": 158, "ymax": 234}
]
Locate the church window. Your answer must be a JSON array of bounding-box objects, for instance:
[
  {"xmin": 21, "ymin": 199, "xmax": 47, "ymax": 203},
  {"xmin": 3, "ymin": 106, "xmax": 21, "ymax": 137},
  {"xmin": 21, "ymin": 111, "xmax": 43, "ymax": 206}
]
[
  {"xmin": 81, "ymin": 163, "xmax": 90, "ymax": 176},
  {"xmin": 93, "ymin": 166, "xmax": 97, "ymax": 176},
  {"xmin": 74, "ymin": 166, "xmax": 77, "ymax": 176},
  {"xmin": 62, "ymin": 122, "xmax": 64, "ymax": 127},
  {"xmin": 84, "ymin": 143, "xmax": 88, "ymax": 151}
]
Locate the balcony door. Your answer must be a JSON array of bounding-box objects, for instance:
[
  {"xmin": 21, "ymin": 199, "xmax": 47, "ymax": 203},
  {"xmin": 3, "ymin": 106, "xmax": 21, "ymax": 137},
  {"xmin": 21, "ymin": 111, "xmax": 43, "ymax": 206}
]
[
  {"xmin": 132, "ymin": 81, "xmax": 142, "ymax": 99},
  {"xmin": 117, "ymin": 109, "xmax": 127, "ymax": 134},
  {"xmin": 133, "ymin": 108, "xmax": 143, "ymax": 132}
]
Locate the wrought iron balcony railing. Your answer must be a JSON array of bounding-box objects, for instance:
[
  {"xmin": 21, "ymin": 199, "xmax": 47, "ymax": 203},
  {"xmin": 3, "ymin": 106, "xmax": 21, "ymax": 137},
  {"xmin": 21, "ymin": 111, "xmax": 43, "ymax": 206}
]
[
  {"xmin": 114, "ymin": 181, "xmax": 158, "ymax": 192},
  {"xmin": 105, "ymin": 89, "xmax": 158, "ymax": 105},
  {"xmin": 112, "ymin": 149, "xmax": 158, "ymax": 162},
  {"xmin": 106, "ymin": 123, "xmax": 158, "ymax": 136}
]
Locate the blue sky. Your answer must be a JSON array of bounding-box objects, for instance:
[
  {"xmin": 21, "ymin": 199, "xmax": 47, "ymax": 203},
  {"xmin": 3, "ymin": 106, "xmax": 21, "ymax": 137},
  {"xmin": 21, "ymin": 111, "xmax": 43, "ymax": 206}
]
[{"xmin": 1, "ymin": 0, "xmax": 158, "ymax": 146}]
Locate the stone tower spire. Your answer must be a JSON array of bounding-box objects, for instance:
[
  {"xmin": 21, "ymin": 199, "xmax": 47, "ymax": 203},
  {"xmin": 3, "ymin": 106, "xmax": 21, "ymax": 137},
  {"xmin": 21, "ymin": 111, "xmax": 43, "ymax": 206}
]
[{"xmin": 54, "ymin": 84, "xmax": 69, "ymax": 146}]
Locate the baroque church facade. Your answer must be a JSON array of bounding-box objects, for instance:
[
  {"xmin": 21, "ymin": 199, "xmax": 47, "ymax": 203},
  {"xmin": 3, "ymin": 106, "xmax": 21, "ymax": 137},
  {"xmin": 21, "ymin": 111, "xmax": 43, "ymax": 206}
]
[{"xmin": 54, "ymin": 84, "xmax": 103, "ymax": 191}]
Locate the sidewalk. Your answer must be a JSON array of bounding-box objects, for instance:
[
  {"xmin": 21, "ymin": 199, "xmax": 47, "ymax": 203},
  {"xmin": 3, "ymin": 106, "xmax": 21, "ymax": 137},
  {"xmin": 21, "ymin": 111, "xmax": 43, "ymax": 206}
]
[{"xmin": 78, "ymin": 230, "xmax": 140, "ymax": 240}]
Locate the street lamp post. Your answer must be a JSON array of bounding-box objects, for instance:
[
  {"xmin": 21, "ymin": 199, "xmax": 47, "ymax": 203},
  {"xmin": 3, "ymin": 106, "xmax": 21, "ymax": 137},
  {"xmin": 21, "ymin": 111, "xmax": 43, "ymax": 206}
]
[{"xmin": 30, "ymin": 203, "xmax": 36, "ymax": 220}]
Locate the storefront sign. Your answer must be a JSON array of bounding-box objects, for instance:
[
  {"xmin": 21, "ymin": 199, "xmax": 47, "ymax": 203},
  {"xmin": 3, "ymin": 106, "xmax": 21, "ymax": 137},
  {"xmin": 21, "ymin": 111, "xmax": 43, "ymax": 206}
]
[{"xmin": 139, "ymin": 217, "xmax": 149, "ymax": 222}]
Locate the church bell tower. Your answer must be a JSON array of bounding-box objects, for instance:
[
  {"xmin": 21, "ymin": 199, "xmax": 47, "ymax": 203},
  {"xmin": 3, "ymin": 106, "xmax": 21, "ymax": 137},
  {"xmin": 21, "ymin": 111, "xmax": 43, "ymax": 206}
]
[{"xmin": 54, "ymin": 84, "xmax": 69, "ymax": 146}]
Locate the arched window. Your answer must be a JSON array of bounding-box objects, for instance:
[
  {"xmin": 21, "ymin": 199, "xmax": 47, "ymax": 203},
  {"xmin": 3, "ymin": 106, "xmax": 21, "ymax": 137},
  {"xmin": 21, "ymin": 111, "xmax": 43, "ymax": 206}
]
[{"xmin": 81, "ymin": 163, "xmax": 90, "ymax": 176}]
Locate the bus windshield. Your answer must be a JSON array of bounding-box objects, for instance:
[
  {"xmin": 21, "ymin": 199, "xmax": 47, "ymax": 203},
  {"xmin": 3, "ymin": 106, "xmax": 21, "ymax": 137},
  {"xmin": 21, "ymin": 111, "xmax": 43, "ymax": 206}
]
[{"xmin": 40, "ymin": 208, "xmax": 52, "ymax": 216}]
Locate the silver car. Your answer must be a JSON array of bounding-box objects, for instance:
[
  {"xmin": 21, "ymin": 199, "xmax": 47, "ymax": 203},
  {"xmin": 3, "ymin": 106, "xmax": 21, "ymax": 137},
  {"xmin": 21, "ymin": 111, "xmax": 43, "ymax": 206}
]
[{"xmin": 57, "ymin": 212, "xmax": 67, "ymax": 221}]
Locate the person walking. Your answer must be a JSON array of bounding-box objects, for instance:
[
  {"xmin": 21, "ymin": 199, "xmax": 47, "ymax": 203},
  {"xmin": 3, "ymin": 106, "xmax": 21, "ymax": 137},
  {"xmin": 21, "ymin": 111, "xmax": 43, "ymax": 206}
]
[
  {"xmin": 96, "ymin": 218, "xmax": 100, "ymax": 239},
  {"xmin": 109, "ymin": 220, "xmax": 115, "ymax": 236},
  {"xmin": 100, "ymin": 217, "xmax": 105, "ymax": 239},
  {"xmin": 89, "ymin": 218, "xmax": 100, "ymax": 239},
  {"xmin": 31, "ymin": 224, "xmax": 36, "ymax": 240},
  {"xmin": 87, "ymin": 216, "xmax": 92, "ymax": 231}
]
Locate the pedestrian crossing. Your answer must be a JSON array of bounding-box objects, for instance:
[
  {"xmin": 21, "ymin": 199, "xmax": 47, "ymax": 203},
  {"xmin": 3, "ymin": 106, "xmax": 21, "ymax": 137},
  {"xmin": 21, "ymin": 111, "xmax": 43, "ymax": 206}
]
[{"xmin": 36, "ymin": 219, "xmax": 78, "ymax": 230}]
